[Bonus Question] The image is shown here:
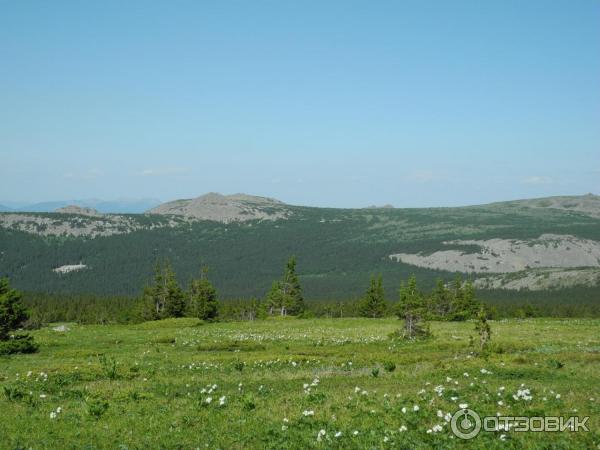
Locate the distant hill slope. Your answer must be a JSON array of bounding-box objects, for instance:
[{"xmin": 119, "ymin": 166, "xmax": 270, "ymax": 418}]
[
  {"xmin": 1, "ymin": 193, "xmax": 599, "ymax": 299},
  {"xmin": 147, "ymin": 193, "xmax": 290, "ymax": 222},
  {"xmin": 484, "ymin": 193, "xmax": 600, "ymax": 218}
]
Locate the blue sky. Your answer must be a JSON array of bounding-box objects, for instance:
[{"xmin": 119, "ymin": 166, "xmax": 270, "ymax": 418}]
[{"xmin": 1, "ymin": 0, "xmax": 599, "ymax": 207}]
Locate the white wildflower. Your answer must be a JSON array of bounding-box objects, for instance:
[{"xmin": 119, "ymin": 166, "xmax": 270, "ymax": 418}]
[{"xmin": 317, "ymin": 429, "xmax": 326, "ymax": 442}]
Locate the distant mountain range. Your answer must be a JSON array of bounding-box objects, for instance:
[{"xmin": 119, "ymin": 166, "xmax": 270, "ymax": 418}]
[
  {"xmin": 0, "ymin": 192, "xmax": 599, "ymax": 299},
  {"xmin": 0, "ymin": 198, "xmax": 162, "ymax": 214}
]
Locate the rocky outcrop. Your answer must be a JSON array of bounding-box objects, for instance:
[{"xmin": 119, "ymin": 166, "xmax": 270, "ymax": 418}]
[{"xmin": 147, "ymin": 193, "xmax": 290, "ymax": 222}]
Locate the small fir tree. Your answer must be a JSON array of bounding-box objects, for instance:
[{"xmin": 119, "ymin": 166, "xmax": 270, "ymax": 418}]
[
  {"xmin": 395, "ymin": 275, "xmax": 429, "ymax": 339},
  {"xmin": 474, "ymin": 306, "xmax": 491, "ymax": 352},
  {"xmin": 0, "ymin": 278, "xmax": 38, "ymax": 354},
  {"xmin": 358, "ymin": 275, "xmax": 386, "ymax": 318},
  {"xmin": 163, "ymin": 264, "xmax": 186, "ymax": 318},
  {"xmin": 188, "ymin": 266, "xmax": 219, "ymax": 321},
  {"xmin": 265, "ymin": 256, "xmax": 304, "ymax": 316}
]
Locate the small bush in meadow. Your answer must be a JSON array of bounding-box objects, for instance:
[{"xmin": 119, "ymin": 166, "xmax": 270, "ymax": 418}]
[
  {"xmin": 383, "ymin": 361, "xmax": 396, "ymax": 372},
  {"xmin": 87, "ymin": 398, "xmax": 110, "ymax": 419}
]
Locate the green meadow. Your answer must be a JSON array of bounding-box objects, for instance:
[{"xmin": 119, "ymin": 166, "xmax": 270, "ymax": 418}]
[{"xmin": 1, "ymin": 318, "xmax": 599, "ymax": 449}]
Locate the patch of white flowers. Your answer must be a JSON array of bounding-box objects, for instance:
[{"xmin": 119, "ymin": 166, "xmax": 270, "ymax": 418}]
[
  {"xmin": 512, "ymin": 386, "xmax": 533, "ymax": 401},
  {"xmin": 49, "ymin": 406, "xmax": 62, "ymax": 419}
]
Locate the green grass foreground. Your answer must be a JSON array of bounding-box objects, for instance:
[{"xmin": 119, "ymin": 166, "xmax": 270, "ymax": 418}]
[{"xmin": 1, "ymin": 318, "xmax": 599, "ymax": 449}]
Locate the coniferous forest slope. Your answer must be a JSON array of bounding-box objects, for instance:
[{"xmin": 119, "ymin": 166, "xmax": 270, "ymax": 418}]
[{"xmin": 1, "ymin": 193, "xmax": 600, "ymax": 301}]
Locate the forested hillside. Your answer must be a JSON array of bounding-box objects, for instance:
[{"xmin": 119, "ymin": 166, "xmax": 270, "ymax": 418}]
[{"xmin": 1, "ymin": 194, "xmax": 600, "ymax": 301}]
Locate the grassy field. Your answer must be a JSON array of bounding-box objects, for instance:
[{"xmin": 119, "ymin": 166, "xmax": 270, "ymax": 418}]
[{"xmin": 1, "ymin": 318, "xmax": 599, "ymax": 449}]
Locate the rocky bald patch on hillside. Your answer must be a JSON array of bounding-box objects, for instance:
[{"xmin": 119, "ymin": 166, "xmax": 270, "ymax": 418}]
[
  {"xmin": 147, "ymin": 192, "xmax": 291, "ymax": 223},
  {"xmin": 55, "ymin": 205, "xmax": 103, "ymax": 217},
  {"xmin": 389, "ymin": 234, "xmax": 600, "ymax": 273},
  {"xmin": 0, "ymin": 212, "xmax": 183, "ymax": 238}
]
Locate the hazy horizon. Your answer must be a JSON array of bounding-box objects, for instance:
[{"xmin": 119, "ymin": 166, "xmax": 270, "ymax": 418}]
[
  {"xmin": 1, "ymin": 191, "xmax": 599, "ymax": 212},
  {"xmin": 2, "ymin": 1, "xmax": 599, "ymax": 208}
]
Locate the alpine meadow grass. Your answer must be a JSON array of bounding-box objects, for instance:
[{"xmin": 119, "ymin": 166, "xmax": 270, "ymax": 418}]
[{"xmin": 0, "ymin": 317, "xmax": 599, "ymax": 449}]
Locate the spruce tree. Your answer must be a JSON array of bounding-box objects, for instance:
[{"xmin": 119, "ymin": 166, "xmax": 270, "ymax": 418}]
[
  {"xmin": 0, "ymin": 278, "xmax": 37, "ymax": 354},
  {"xmin": 163, "ymin": 264, "xmax": 186, "ymax": 318},
  {"xmin": 266, "ymin": 281, "xmax": 286, "ymax": 316},
  {"xmin": 358, "ymin": 275, "xmax": 386, "ymax": 318},
  {"xmin": 474, "ymin": 305, "xmax": 491, "ymax": 352},
  {"xmin": 429, "ymin": 279, "xmax": 452, "ymax": 319},
  {"xmin": 282, "ymin": 256, "xmax": 304, "ymax": 315},
  {"xmin": 138, "ymin": 261, "xmax": 185, "ymax": 320},
  {"xmin": 139, "ymin": 262, "xmax": 166, "ymax": 320},
  {"xmin": 188, "ymin": 266, "xmax": 219, "ymax": 321},
  {"xmin": 396, "ymin": 275, "xmax": 429, "ymax": 339},
  {"xmin": 0, "ymin": 278, "xmax": 29, "ymax": 340},
  {"xmin": 450, "ymin": 276, "xmax": 481, "ymax": 321},
  {"xmin": 265, "ymin": 256, "xmax": 304, "ymax": 316}
]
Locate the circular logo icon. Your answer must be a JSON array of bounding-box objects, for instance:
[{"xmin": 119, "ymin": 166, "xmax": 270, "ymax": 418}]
[{"xmin": 450, "ymin": 409, "xmax": 481, "ymax": 439}]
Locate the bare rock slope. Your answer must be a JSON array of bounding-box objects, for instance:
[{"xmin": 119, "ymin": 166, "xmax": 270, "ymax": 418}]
[
  {"xmin": 147, "ymin": 193, "xmax": 290, "ymax": 222},
  {"xmin": 390, "ymin": 234, "xmax": 600, "ymax": 273}
]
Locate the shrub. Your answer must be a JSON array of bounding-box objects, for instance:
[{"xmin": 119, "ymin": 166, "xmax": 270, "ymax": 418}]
[
  {"xmin": 383, "ymin": 361, "xmax": 396, "ymax": 372},
  {"xmin": 87, "ymin": 398, "xmax": 110, "ymax": 419},
  {"xmin": 0, "ymin": 335, "xmax": 38, "ymax": 355}
]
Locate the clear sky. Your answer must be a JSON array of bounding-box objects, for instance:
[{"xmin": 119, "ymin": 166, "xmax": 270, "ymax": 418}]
[{"xmin": 1, "ymin": 0, "xmax": 599, "ymax": 208}]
